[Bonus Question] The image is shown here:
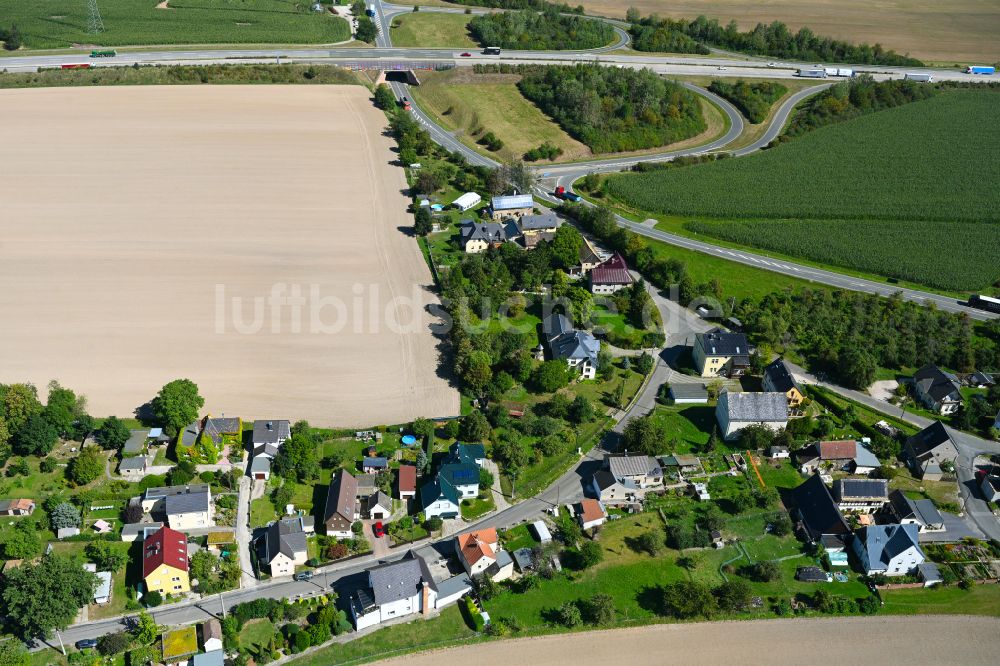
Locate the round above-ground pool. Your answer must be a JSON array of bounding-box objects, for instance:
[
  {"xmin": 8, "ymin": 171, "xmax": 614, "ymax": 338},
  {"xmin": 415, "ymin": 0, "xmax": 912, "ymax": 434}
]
[{"xmin": 401, "ymin": 434, "xmax": 417, "ymax": 446}]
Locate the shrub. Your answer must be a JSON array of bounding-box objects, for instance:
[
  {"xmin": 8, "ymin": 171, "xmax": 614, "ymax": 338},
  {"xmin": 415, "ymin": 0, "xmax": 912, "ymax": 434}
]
[
  {"xmin": 97, "ymin": 631, "xmax": 131, "ymax": 656},
  {"xmin": 144, "ymin": 591, "xmax": 162, "ymax": 607}
]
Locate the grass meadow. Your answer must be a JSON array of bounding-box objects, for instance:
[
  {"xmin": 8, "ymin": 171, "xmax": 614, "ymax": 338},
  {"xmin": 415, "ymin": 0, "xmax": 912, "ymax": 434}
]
[{"xmin": 390, "ymin": 12, "xmax": 476, "ymax": 48}]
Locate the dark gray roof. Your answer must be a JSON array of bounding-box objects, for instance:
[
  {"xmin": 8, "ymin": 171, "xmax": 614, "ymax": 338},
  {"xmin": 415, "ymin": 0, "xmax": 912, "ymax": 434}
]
[
  {"xmin": 367, "ymin": 553, "xmax": 434, "ymax": 606},
  {"xmin": 512, "ymin": 548, "xmax": 534, "ymax": 571},
  {"xmin": 906, "ymin": 422, "xmax": 957, "ymax": 459},
  {"xmin": 265, "ymin": 517, "xmax": 307, "ymax": 562},
  {"xmin": 857, "ymin": 524, "xmax": 922, "ymax": 570},
  {"xmin": 542, "ymin": 313, "xmax": 574, "ymax": 340},
  {"xmin": 363, "ymin": 457, "xmax": 388, "ymax": 469},
  {"xmin": 791, "ymin": 474, "xmax": 849, "ymax": 539},
  {"xmin": 253, "ymin": 420, "xmax": 290, "ymax": 445},
  {"xmin": 165, "ymin": 490, "xmax": 210, "ymax": 515},
  {"xmin": 202, "ymin": 417, "xmax": 241, "ymax": 445},
  {"xmin": 697, "ymin": 327, "xmax": 749, "ymax": 356},
  {"xmin": 367, "ymin": 491, "xmax": 391, "ymax": 512},
  {"xmin": 720, "ymin": 391, "xmax": 788, "ymax": 422},
  {"xmin": 591, "ymin": 469, "xmax": 619, "ymax": 491},
  {"xmin": 448, "ymin": 442, "xmax": 486, "ymax": 465},
  {"xmin": 550, "ymin": 330, "xmax": 600, "ymax": 364},
  {"xmin": 796, "ymin": 566, "xmax": 829, "ymax": 582},
  {"xmin": 119, "ymin": 456, "xmax": 147, "ymax": 471},
  {"xmin": 888, "ymin": 490, "xmax": 944, "ymax": 526},
  {"xmin": 918, "ymin": 562, "xmax": 942, "ymax": 583},
  {"xmin": 145, "ymin": 484, "xmax": 210, "ymax": 500},
  {"xmin": 669, "ymin": 384, "xmax": 709, "ymax": 399},
  {"xmin": 518, "ymin": 213, "xmax": 558, "ymax": 231},
  {"xmin": 913, "ymin": 364, "xmax": 962, "ymax": 403},
  {"xmin": 460, "ymin": 220, "xmax": 508, "ymax": 245},
  {"xmin": 763, "ymin": 358, "xmax": 800, "ymax": 394},
  {"xmin": 180, "ymin": 421, "xmax": 200, "ymax": 448},
  {"xmin": 833, "ymin": 478, "xmax": 888, "ymax": 501},
  {"xmin": 123, "ymin": 430, "xmax": 148, "ymax": 454}
]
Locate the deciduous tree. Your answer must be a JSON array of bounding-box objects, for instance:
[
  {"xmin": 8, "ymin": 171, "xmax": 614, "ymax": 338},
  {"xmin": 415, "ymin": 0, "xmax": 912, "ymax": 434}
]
[
  {"xmin": 151, "ymin": 379, "xmax": 204, "ymax": 436},
  {"xmin": 2, "ymin": 555, "xmax": 99, "ymax": 638}
]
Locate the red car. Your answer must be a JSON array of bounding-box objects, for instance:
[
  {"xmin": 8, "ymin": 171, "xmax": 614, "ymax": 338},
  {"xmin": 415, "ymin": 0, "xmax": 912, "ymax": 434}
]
[
  {"xmin": 373, "ymin": 521, "xmax": 385, "ymax": 538},
  {"xmin": 460, "ymin": 52, "xmax": 472, "ymax": 57}
]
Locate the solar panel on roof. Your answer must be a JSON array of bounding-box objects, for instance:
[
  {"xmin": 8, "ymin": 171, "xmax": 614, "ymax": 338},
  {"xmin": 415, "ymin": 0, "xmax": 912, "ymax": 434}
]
[{"xmin": 453, "ymin": 469, "xmax": 477, "ymax": 481}]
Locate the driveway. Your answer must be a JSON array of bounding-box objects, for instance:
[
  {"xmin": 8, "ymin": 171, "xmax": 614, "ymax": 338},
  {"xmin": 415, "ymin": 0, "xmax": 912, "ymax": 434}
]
[
  {"xmin": 918, "ymin": 511, "xmax": 983, "ymax": 543},
  {"xmin": 362, "ymin": 520, "xmax": 391, "ymax": 558},
  {"xmin": 235, "ymin": 469, "xmax": 258, "ymax": 588}
]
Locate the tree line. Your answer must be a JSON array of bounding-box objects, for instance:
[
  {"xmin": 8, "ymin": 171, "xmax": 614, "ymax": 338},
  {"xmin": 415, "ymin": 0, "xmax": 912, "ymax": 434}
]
[
  {"xmin": 738, "ymin": 288, "xmax": 1000, "ymax": 389},
  {"xmin": 446, "ymin": 0, "xmax": 584, "ymax": 13},
  {"xmin": 781, "ymin": 75, "xmax": 936, "ymax": 139},
  {"xmin": 708, "ymin": 80, "xmax": 787, "ymax": 124},
  {"xmin": 468, "ymin": 9, "xmax": 615, "ymax": 50},
  {"xmin": 626, "ymin": 11, "xmax": 923, "ymax": 66},
  {"xmin": 517, "ymin": 64, "xmax": 706, "ymax": 153}
]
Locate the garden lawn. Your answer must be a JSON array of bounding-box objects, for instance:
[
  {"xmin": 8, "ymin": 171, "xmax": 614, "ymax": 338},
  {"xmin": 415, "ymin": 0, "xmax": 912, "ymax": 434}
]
[
  {"xmin": 460, "ymin": 492, "xmax": 496, "ymax": 520},
  {"xmin": 604, "ymin": 91, "xmax": 1000, "ymax": 292},
  {"xmin": 650, "ymin": 404, "xmax": 716, "ymax": 453},
  {"xmin": 390, "ymin": 12, "xmax": 477, "ymax": 48},
  {"xmin": 0, "ymin": 0, "xmax": 351, "ymax": 50},
  {"xmin": 287, "ymin": 605, "xmax": 478, "ymax": 666},
  {"xmin": 238, "ymin": 618, "xmax": 275, "ymax": 650},
  {"xmin": 881, "ymin": 585, "xmax": 1000, "ymax": 616}
]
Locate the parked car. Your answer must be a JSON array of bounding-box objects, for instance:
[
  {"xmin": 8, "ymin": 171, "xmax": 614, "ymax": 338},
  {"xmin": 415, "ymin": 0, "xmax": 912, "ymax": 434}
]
[
  {"xmin": 294, "ymin": 570, "xmax": 313, "ymax": 582},
  {"xmin": 76, "ymin": 639, "xmax": 99, "ymax": 650},
  {"xmin": 373, "ymin": 521, "xmax": 385, "ymax": 538}
]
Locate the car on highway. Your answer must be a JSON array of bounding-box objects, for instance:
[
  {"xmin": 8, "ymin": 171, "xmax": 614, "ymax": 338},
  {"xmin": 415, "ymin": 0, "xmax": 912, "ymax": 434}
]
[
  {"xmin": 460, "ymin": 52, "xmax": 472, "ymax": 57},
  {"xmin": 75, "ymin": 639, "xmax": 99, "ymax": 650},
  {"xmin": 717, "ymin": 66, "xmax": 727, "ymax": 71},
  {"xmin": 294, "ymin": 570, "xmax": 313, "ymax": 582},
  {"xmin": 767, "ymin": 62, "xmax": 777, "ymax": 67},
  {"xmin": 373, "ymin": 521, "xmax": 385, "ymax": 538}
]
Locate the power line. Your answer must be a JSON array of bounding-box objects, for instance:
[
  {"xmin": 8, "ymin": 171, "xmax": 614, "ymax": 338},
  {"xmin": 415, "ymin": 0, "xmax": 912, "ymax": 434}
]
[{"xmin": 87, "ymin": 0, "xmax": 105, "ymax": 34}]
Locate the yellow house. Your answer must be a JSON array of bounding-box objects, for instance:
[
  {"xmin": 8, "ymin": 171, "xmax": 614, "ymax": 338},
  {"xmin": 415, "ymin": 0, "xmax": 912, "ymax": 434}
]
[
  {"xmin": 142, "ymin": 526, "xmax": 190, "ymax": 595},
  {"xmin": 693, "ymin": 328, "xmax": 750, "ymax": 378},
  {"xmin": 762, "ymin": 358, "xmax": 804, "ymax": 407}
]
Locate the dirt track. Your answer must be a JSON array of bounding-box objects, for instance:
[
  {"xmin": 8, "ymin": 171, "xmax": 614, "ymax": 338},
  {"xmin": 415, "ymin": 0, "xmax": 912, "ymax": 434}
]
[
  {"xmin": 377, "ymin": 615, "xmax": 1000, "ymax": 665},
  {"xmin": 0, "ymin": 85, "xmax": 458, "ymax": 426}
]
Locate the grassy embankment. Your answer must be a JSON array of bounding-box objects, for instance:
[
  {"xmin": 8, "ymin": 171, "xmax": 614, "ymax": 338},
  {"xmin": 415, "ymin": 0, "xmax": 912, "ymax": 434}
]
[
  {"xmin": 409, "ymin": 69, "xmax": 728, "ymax": 164},
  {"xmin": 599, "ymin": 90, "xmax": 1000, "ymax": 294},
  {"xmin": 0, "ymin": 63, "xmax": 362, "ymax": 88},
  {"xmin": 0, "ymin": 0, "xmax": 350, "ymax": 50},
  {"xmin": 390, "ymin": 12, "xmax": 477, "ymax": 48}
]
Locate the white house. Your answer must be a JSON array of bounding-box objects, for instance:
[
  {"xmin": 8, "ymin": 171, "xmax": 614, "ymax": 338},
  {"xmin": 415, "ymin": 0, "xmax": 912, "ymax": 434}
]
[
  {"xmin": 541, "ymin": 313, "xmax": 599, "ymax": 380},
  {"xmin": 489, "ymin": 193, "xmax": 534, "ymax": 221},
  {"xmin": 454, "ymin": 528, "xmax": 512, "ymax": 581},
  {"xmin": 912, "ymin": 365, "xmax": 963, "ymax": 415},
  {"xmin": 715, "ymin": 391, "xmax": 789, "ymax": 441},
  {"xmin": 252, "ymin": 420, "xmax": 291, "ymax": 458},
  {"xmin": 853, "ymin": 524, "xmax": 925, "ymax": 576},
  {"xmin": 250, "ymin": 455, "xmax": 271, "ymax": 481},
  {"xmin": 262, "ymin": 517, "xmax": 309, "ymax": 577},
  {"xmin": 831, "ymin": 479, "xmax": 889, "ymax": 513},
  {"xmin": 420, "ymin": 480, "xmax": 461, "ymax": 520},
  {"xmin": 452, "ymin": 192, "xmax": 482, "ymax": 212},
  {"xmin": 164, "ymin": 490, "xmax": 213, "ymax": 530},
  {"xmin": 118, "ymin": 456, "xmax": 148, "ymax": 480},
  {"xmin": 589, "ymin": 253, "xmax": 634, "ymax": 295},
  {"xmin": 367, "ymin": 491, "xmax": 392, "ymax": 521},
  {"xmin": 351, "ymin": 554, "xmax": 438, "ymax": 630}
]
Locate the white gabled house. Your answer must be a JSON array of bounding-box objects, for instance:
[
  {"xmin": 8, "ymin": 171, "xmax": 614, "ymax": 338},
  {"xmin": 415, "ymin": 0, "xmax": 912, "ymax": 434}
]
[{"xmin": 853, "ymin": 523, "xmax": 925, "ymax": 576}]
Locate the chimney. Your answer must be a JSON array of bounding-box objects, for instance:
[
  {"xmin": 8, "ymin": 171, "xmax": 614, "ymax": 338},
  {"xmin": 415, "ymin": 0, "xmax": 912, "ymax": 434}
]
[{"xmin": 421, "ymin": 581, "xmax": 430, "ymax": 616}]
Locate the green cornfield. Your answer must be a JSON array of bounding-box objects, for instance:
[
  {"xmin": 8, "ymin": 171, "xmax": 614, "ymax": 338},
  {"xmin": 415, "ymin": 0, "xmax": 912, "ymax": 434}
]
[
  {"xmin": 605, "ymin": 91, "xmax": 1000, "ymax": 291},
  {"xmin": 684, "ymin": 218, "xmax": 1000, "ymax": 291},
  {"xmin": 0, "ymin": 0, "xmax": 350, "ymax": 50}
]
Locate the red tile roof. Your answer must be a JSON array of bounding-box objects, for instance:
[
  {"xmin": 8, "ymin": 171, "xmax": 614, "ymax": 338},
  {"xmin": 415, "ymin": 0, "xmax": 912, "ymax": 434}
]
[
  {"xmin": 398, "ymin": 465, "xmax": 416, "ymax": 492},
  {"xmin": 457, "ymin": 529, "xmax": 498, "ymax": 567},
  {"xmin": 819, "ymin": 440, "xmax": 857, "ymax": 460},
  {"xmin": 591, "ymin": 253, "xmax": 634, "ymax": 286},
  {"xmin": 142, "ymin": 526, "xmax": 188, "ymax": 578},
  {"xmin": 579, "ymin": 499, "xmax": 606, "ymax": 524}
]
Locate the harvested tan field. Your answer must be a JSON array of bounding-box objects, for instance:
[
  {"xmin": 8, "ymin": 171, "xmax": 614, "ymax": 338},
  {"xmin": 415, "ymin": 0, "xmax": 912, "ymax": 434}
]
[
  {"xmin": 580, "ymin": 0, "xmax": 1000, "ymax": 63},
  {"xmin": 0, "ymin": 85, "xmax": 459, "ymax": 426},
  {"xmin": 378, "ymin": 615, "xmax": 1000, "ymax": 665}
]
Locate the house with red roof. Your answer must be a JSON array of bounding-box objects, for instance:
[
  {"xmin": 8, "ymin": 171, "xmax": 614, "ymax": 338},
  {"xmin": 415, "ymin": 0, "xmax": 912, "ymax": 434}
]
[
  {"xmin": 397, "ymin": 465, "xmax": 417, "ymax": 501},
  {"xmin": 590, "ymin": 253, "xmax": 634, "ymax": 294},
  {"xmin": 142, "ymin": 526, "xmax": 190, "ymax": 596},
  {"xmin": 455, "ymin": 528, "xmax": 513, "ymax": 581}
]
